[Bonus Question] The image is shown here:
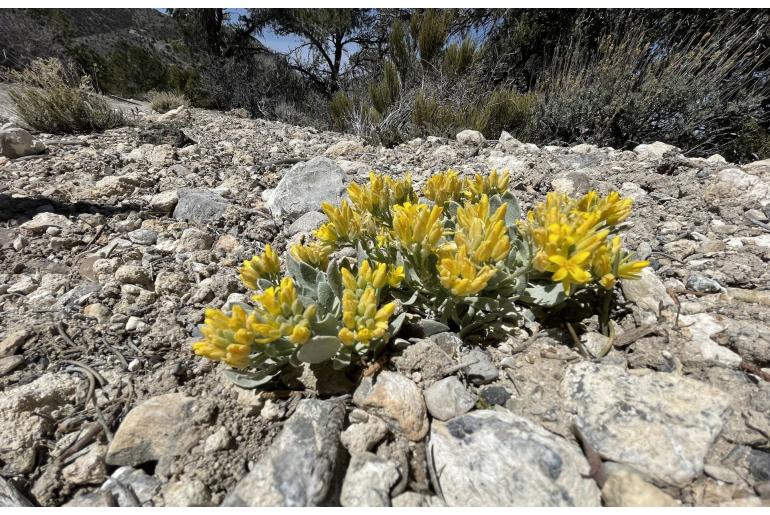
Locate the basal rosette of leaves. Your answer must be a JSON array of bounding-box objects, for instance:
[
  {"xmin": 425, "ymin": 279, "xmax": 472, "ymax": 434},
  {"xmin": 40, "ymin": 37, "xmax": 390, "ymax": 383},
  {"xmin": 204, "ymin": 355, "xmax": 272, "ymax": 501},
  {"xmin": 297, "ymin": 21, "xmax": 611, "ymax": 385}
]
[{"xmin": 192, "ymin": 169, "xmax": 648, "ymax": 387}]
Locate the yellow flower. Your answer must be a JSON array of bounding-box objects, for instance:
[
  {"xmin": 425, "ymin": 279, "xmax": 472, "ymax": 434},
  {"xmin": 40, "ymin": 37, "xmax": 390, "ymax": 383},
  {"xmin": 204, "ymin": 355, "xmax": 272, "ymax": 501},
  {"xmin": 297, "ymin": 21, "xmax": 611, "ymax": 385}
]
[
  {"xmin": 387, "ymin": 264, "xmax": 405, "ymax": 287},
  {"xmin": 592, "ymin": 236, "xmax": 649, "ymax": 289},
  {"xmin": 547, "ymin": 252, "xmax": 592, "ymax": 294},
  {"xmin": 438, "ymin": 245, "xmax": 497, "ymax": 296},
  {"xmin": 337, "ymin": 260, "xmax": 397, "ymax": 346},
  {"xmin": 240, "ymin": 244, "xmax": 280, "ymax": 289},
  {"xmin": 192, "ymin": 305, "xmax": 256, "ymax": 368},
  {"xmin": 454, "ymin": 194, "xmax": 510, "ymax": 264},
  {"xmin": 315, "ymin": 200, "xmax": 371, "ymax": 246},
  {"xmin": 392, "ymin": 202, "xmax": 444, "ymax": 253},
  {"xmin": 423, "ymin": 170, "xmax": 464, "ymax": 205},
  {"xmin": 464, "ymin": 170, "xmax": 510, "ymax": 201},
  {"xmin": 348, "ymin": 172, "xmax": 416, "ymax": 221},
  {"xmin": 250, "ymin": 277, "xmax": 316, "ymax": 345},
  {"xmin": 290, "ymin": 242, "xmax": 331, "ymax": 269}
]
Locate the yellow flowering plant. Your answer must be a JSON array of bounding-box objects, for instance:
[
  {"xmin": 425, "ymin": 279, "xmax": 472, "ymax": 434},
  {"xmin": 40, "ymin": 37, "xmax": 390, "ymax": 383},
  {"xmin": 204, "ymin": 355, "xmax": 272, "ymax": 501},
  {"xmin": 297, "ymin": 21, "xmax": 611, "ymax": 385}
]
[{"xmin": 193, "ymin": 169, "xmax": 648, "ymax": 387}]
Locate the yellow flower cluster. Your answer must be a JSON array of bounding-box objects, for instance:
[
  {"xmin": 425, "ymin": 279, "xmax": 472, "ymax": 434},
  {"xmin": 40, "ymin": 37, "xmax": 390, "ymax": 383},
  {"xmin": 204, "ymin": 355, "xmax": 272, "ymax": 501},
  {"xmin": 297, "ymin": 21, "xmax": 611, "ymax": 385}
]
[
  {"xmin": 290, "ymin": 241, "xmax": 332, "ymax": 269},
  {"xmin": 192, "ymin": 305, "xmax": 255, "ymax": 368},
  {"xmin": 348, "ymin": 172, "xmax": 416, "ymax": 221},
  {"xmin": 392, "ymin": 202, "xmax": 444, "ymax": 255},
  {"xmin": 464, "ymin": 170, "xmax": 510, "ymax": 202},
  {"xmin": 193, "ymin": 278, "xmax": 318, "ymax": 368},
  {"xmin": 240, "ymin": 245, "xmax": 280, "ymax": 289},
  {"xmin": 315, "ymin": 200, "xmax": 373, "ymax": 246},
  {"xmin": 251, "ymin": 277, "xmax": 317, "ymax": 345},
  {"xmin": 423, "ymin": 170, "xmax": 465, "ymax": 205},
  {"xmin": 338, "ymin": 260, "xmax": 402, "ymax": 346},
  {"xmin": 592, "ymin": 236, "xmax": 649, "ymax": 289},
  {"xmin": 437, "ymin": 245, "xmax": 497, "ymax": 296},
  {"xmin": 454, "ymin": 195, "xmax": 510, "ymax": 264},
  {"xmin": 519, "ymin": 191, "xmax": 647, "ymax": 294}
]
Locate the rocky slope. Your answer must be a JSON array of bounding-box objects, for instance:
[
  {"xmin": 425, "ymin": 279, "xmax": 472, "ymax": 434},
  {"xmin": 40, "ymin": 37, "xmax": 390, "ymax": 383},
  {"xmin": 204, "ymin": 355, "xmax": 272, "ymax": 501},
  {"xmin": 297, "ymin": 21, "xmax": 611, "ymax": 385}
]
[{"xmin": 1, "ymin": 105, "xmax": 770, "ymax": 507}]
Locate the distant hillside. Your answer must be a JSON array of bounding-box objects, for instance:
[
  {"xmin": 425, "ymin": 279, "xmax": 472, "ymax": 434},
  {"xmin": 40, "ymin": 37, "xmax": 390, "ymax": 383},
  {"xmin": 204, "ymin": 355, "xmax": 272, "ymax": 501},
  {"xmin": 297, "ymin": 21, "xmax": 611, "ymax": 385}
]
[{"xmin": 0, "ymin": 8, "xmax": 197, "ymax": 98}]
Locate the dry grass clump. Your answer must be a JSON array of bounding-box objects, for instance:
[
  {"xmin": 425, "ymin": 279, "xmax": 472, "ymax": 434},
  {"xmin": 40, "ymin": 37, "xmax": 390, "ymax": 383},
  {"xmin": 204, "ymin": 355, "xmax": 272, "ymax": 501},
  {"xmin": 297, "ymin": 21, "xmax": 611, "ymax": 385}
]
[
  {"xmin": 4, "ymin": 58, "xmax": 125, "ymax": 134},
  {"xmin": 147, "ymin": 90, "xmax": 189, "ymax": 113}
]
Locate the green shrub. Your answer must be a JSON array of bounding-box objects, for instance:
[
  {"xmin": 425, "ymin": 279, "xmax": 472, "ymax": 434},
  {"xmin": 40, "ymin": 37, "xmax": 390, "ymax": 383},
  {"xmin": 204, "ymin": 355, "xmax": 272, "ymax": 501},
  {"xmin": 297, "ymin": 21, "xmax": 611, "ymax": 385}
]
[
  {"xmin": 443, "ymin": 37, "xmax": 477, "ymax": 76},
  {"xmin": 329, "ymin": 92, "xmax": 353, "ymax": 132},
  {"xmin": 5, "ymin": 58, "xmax": 125, "ymax": 134},
  {"xmin": 147, "ymin": 90, "xmax": 189, "ymax": 113}
]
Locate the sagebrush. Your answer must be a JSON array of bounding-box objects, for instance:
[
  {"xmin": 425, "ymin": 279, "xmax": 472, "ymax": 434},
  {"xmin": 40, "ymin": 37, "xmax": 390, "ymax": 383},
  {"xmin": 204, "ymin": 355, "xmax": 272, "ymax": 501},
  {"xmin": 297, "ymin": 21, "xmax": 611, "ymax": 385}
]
[
  {"xmin": 4, "ymin": 58, "xmax": 125, "ymax": 134},
  {"xmin": 147, "ymin": 90, "xmax": 188, "ymax": 113}
]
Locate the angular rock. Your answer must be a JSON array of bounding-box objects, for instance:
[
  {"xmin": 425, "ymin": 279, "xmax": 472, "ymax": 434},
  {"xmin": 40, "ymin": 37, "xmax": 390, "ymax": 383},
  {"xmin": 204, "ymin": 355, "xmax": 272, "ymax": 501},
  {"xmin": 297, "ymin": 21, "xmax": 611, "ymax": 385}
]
[
  {"xmin": 62, "ymin": 444, "xmax": 107, "ymax": 485},
  {"xmin": 340, "ymin": 414, "xmax": 389, "ymax": 453},
  {"xmin": 0, "ymin": 477, "xmax": 33, "ymax": 507},
  {"xmin": 63, "ymin": 491, "xmax": 116, "ymax": 507},
  {"xmin": 686, "ymin": 274, "xmax": 724, "ymax": 293},
  {"xmin": 173, "ymin": 188, "xmax": 231, "ymax": 224},
  {"xmin": 423, "ymin": 376, "xmax": 475, "ymax": 421},
  {"xmin": 340, "ymin": 452, "xmax": 401, "ymax": 507},
  {"xmin": 162, "ymin": 479, "xmax": 211, "ymax": 507},
  {"xmin": 106, "ymin": 393, "xmax": 208, "ymax": 467},
  {"xmin": 562, "ymin": 362, "xmax": 731, "ymax": 486},
  {"xmin": 177, "ymin": 227, "xmax": 213, "ymax": 251},
  {"xmin": 19, "ymin": 212, "xmax": 72, "ymax": 235},
  {"xmin": 222, "ymin": 398, "xmax": 345, "ymax": 506},
  {"xmin": 114, "ymin": 263, "xmax": 152, "ymax": 287},
  {"xmin": 706, "ymin": 168, "xmax": 770, "ymax": 207},
  {"xmin": 391, "ymin": 337, "xmax": 454, "ymax": 382},
  {"xmin": 430, "ymin": 410, "xmax": 601, "ymax": 506},
  {"xmin": 100, "ymin": 466, "xmax": 161, "ymax": 507},
  {"xmin": 602, "ymin": 467, "xmax": 679, "ymax": 506},
  {"xmin": 0, "ymin": 355, "xmax": 25, "ymax": 376},
  {"xmin": 266, "ymin": 157, "xmax": 346, "ymax": 221},
  {"xmin": 158, "ymin": 105, "xmax": 191, "ymax": 123},
  {"xmin": 0, "ymin": 329, "xmax": 30, "ymax": 357},
  {"xmin": 325, "ymin": 140, "xmax": 364, "ymax": 157},
  {"xmin": 621, "ymin": 267, "xmax": 673, "ymax": 317},
  {"xmin": 679, "ymin": 313, "xmax": 742, "ymax": 368},
  {"xmin": 149, "ymin": 190, "xmax": 179, "ymax": 212},
  {"xmin": 551, "ymin": 171, "xmax": 591, "ymax": 196},
  {"xmin": 92, "ymin": 175, "xmax": 138, "ymax": 197},
  {"xmin": 462, "ymin": 348, "xmax": 499, "ymax": 385},
  {"xmin": 353, "ymin": 371, "xmax": 429, "ymax": 441}
]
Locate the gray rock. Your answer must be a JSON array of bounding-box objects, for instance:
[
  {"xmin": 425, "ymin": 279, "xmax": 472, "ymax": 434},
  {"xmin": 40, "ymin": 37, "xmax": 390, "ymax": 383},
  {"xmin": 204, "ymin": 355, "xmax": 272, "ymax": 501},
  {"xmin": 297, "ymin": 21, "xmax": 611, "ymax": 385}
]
[
  {"xmin": 325, "ymin": 140, "xmax": 364, "ymax": 157},
  {"xmin": 562, "ymin": 362, "xmax": 731, "ymax": 486},
  {"xmin": 114, "ymin": 264, "xmax": 152, "ymax": 287},
  {"xmin": 430, "ymin": 410, "xmax": 601, "ymax": 506},
  {"xmin": 456, "ymin": 129, "xmax": 485, "ymax": 146},
  {"xmin": 106, "ymin": 393, "xmax": 209, "ymax": 467},
  {"xmin": 63, "ymin": 491, "xmax": 117, "ymax": 507},
  {"xmin": 127, "ymin": 229, "xmax": 157, "ymax": 245},
  {"xmin": 92, "ymin": 175, "xmax": 138, "ymax": 197},
  {"xmin": 353, "ymin": 371, "xmax": 429, "ymax": 441},
  {"xmin": 601, "ymin": 467, "xmax": 679, "ymax": 506},
  {"xmin": 340, "ymin": 415, "xmax": 389, "ymax": 453},
  {"xmin": 177, "ymin": 227, "xmax": 213, "ymax": 251},
  {"xmin": 203, "ymin": 426, "xmax": 233, "ymax": 453},
  {"xmin": 391, "ymin": 337, "xmax": 454, "ymax": 382},
  {"xmin": 100, "ymin": 466, "xmax": 161, "ymax": 507},
  {"xmin": 62, "ymin": 444, "xmax": 107, "ymax": 485},
  {"xmin": 0, "ymin": 127, "xmax": 44, "ymax": 159},
  {"xmin": 19, "ymin": 212, "xmax": 72, "ymax": 235},
  {"xmin": 162, "ymin": 479, "xmax": 212, "ymax": 507},
  {"xmin": 423, "ymin": 376, "xmax": 475, "ymax": 421},
  {"xmin": 0, "ymin": 477, "xmax": 33, "ymax": 507},
  {"xmin": 686, "ymin": 274, "xmax": 724, "ymax": 293},
  {"xmin": 222, "ymin": 398, "xmax": 345, "ymax": 506},
  {"xmin": 551, "ymin": 171, "xmax": 591, "ymax": 196},
  {"xmin": 462, "ymin": 348, "xmax": 499, "ymax": 385},
  {"xmin": 148, "ymin": 190, "xmax": 179, "ymax": 212},
  {"xmin": 287, "ymin": 211, "xmax": 327, "ymax": 236},
  {"xmin": 392, "ymin": 491, "xmax": 446, "ymax": 507},
  {"xmin": 634, "ymin": 141, "xmax": 678, "ymax": 159},
  {"xmin": 266, "ymin": 157, "xmax": 346, "ymax": 221},
  {"xmin": 621, "ymin": 267, "xmax": 673, "ymax": 316},
  {"xmin": 428, "ymin": 332, "xmax": 462, "ymax": 356},
  {"xmin": 340, "ymin": 452, "xmax": 401, "ymax": 507},
  {"xmin": 0, "ymin": 330, "xmax": 30, "ymax": 357},
  {"xmin": 173, "ymin": 188, "xmax": 231, "ymax": 224},
  {"xmin": 0, "ymin": 355, "xmax": 25, "ymax": 376}
]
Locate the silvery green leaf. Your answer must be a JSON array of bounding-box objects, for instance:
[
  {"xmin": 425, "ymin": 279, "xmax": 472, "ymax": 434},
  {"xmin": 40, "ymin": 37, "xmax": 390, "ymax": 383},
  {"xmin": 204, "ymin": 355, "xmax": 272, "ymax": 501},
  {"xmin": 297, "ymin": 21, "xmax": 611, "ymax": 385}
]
[
  {"xmin": 332, "ymin": 345, "xmax": 353, "ymax": 370},
  {"xmin": 391, "ymin": 288, "xmax": 419, "ymax": 306},
  {"xmin": 446, "ymin": 200, "xmax": 461, "ymax": 218},
  {"xmin": 520, "ymin": 282, "xmax": 566, "ymax": 307},
  {"xmin": 326, "ymin": 259, "xmax": 343, "ymax": 299},
  {"xmin": 223, "ymin": 366, "xmax": 282, "ymax": 389},
  {"xmin": 257, "ymin": 278, "xmax": 274, "ymax": 291},
  {"xmin": 387, "ymin": 312, "xmax": 407, "ymax": 341},
  {"xmin": 297, "ymin": 335, "xmax": 341, "ymax": 364},
  {"xmin": 317, "ymin": 280, "xmax": 335, "ymax": 309},
  {"xmin": 310, "ymin": 313, "xmax": 340, "ymax": 336},
  {"xmin": 417, "ymin": 319, "xmax": 450, "ymax": 336},
  {"xmin": 501, "ymin": 191, "xmax": 521, "ymax": 223},
  {"xmin": 264, "ymin": 338, "xmax": 296, "ymax": 358},
  {"xmin": 465, "ymin": 296, "xmax": 500, "ymax": 311}
]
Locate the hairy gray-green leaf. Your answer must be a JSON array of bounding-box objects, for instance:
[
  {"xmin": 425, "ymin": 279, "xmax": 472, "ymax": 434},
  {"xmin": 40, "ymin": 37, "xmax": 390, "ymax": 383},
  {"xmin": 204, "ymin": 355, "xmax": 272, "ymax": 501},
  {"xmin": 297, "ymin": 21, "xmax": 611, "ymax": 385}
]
[{"xmin": 297, "ymin": 335, "xmax": 341, "ymax": 364}]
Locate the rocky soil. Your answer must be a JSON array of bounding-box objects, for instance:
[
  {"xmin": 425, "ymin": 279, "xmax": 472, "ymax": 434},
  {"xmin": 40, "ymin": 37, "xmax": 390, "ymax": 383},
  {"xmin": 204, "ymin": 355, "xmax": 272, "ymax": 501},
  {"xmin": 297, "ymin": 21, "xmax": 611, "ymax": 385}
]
[{"xmin": 1, "ymin": 104, "xmax": 770, "ymax": 507}]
